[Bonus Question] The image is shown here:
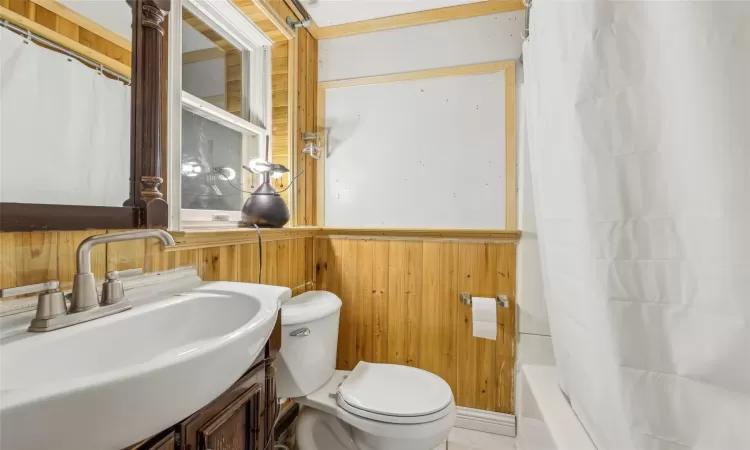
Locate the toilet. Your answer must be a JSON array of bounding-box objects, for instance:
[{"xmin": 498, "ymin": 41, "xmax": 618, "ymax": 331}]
[{"xmin": 276, "ymin": 291, "xmax": 456, "ymax": 450}]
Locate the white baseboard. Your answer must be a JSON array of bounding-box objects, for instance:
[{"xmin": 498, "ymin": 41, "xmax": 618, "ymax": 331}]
[{"xmin": 455, "ymin": 407, "xmax": 516, "ymax": 437}]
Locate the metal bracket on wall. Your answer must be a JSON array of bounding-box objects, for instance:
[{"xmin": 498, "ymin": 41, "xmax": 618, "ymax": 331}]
[
  {"xmin": 301, "ymin": 132, "xmax": 323, "ymax": 159},
  {"xmin": 460, "ymin": 292, "xmax": 510, "ymax": 308}
]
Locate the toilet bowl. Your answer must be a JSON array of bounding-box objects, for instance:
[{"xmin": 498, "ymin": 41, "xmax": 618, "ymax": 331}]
[{"xmin": 276, "ymin": 291, "xmax": 456, "ymax": 450}]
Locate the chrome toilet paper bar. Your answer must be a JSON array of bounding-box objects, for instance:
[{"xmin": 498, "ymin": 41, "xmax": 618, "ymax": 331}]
[{"xmin": 460, "ymin": 292, "xmax": 509, "ymax": 308}]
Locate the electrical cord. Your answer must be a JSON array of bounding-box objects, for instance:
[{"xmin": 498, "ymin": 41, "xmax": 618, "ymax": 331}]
[
  {"xmin": 276, "ymin": 171, "xmax": 303, "ymax": 193},
  {"xmin": 254, "ymin": 223, "xmax": 262, "ymax": 284},
  {"xmin": 213, "ymin": 169, "xmax": 304, "ymax": 194},
  {"xmin": 210, "ymin": 168, "xmax": 304, "ymax": 285},
  {"xmin": 213, "ymin": 169, "xmax": 256, "ymax": 194}
]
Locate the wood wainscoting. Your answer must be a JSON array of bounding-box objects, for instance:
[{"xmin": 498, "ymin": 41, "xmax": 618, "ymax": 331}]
[
  {"xmin": 0, "ymin": 230, "xmax": 315, "ymax": 295},
  {"xmin": 313, "ymin": 234, "xmax": 518, "ymax": 414},
  {"xmin": 1, "ymin": 228, "xmax": 518, "ymax": 416}
]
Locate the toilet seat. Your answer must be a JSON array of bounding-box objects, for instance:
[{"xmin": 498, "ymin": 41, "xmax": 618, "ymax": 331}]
[
  {"xmin": 296, "ymin": 369, "xmax": 456, "ymax": 450},
  {"xmin": 336, "ymin": 362, "xmax": 453, "ymax": 425}
]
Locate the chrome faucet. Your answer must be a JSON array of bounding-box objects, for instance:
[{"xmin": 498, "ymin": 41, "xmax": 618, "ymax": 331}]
[
  {"xmin": 0, "ymin": 230, "xmax": 176, "ymax": 332},
  {"xmin": 70, "ymin": 230, "xmax": 175, "ymax": 313}
]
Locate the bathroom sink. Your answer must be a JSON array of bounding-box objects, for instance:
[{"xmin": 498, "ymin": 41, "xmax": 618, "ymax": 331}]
[{"xmin": 0, "ymin": 281, "xmax": 290, "ymax": 450}]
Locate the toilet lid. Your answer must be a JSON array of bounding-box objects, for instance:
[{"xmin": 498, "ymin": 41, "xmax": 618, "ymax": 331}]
[{"xmin": 337, "ymin": 362, "xmax": 453, "ymax": 424}]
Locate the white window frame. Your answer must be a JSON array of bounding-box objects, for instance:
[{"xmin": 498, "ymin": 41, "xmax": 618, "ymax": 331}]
[{"xmin": 167, "ymin": 0, "xmax": 273, "ymax": 231}]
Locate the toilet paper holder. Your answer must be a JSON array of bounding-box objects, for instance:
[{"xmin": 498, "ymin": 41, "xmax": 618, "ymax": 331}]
[{"xmin": 460, "ymin": 292, "xmax": 509, "ymax": 308}]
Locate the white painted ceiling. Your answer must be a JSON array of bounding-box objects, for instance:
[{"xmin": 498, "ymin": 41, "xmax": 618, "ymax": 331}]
[{"xmin": 304, "ymin": 0, "xmax": 486, "ymax": 27}]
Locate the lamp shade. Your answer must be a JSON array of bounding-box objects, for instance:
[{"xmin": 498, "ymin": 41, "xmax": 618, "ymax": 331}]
[{"xmin": 241, "ymin": 177, "xmax": 290, "ymax": 228}]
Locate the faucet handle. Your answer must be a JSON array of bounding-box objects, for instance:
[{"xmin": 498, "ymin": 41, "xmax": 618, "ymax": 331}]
[
  {"xmin": 101, "ymin": 271, "xmax": 126, "ymax": 306},
  {"xmin": 29, "ymin": 287, "xmax": 68, "ymax": 332},
  {"xmin": 0, "ymin": 281, "xmax": 60, "ymax": 299}
]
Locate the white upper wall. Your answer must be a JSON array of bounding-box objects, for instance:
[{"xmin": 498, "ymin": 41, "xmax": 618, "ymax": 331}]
[
  {"xmin": 306, "ymin": 0, "xmax": 484, "ymax": 27},
  {"xmin": 318, "ymin": 10, "xmax": 525, "ymax": 82}
]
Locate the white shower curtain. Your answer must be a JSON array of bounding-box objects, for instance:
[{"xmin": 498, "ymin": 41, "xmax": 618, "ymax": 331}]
[
  {"xmin": 524, "ymin": 2, "xmax": 750, "ymax": 449},
  {"xmin": 0, "ymin": 26, "xmax": 130, "ymax": 207}
]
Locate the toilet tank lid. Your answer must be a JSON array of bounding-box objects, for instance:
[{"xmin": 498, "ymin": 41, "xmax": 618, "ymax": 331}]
[{"xmin": 282, "ymin": 291, "xmax": 342, "ymax": 325}]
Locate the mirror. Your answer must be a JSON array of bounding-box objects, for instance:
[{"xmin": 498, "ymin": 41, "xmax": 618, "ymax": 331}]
[
  {"xmin": 0, "ymin": 0, "xmax": 169, "ymax": 231},
  {"xmin": 0, "ymin": 0, "xmax": 133, "ymax": 208}
]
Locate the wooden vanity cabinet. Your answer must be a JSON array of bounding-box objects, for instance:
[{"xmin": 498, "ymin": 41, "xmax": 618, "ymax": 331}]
[
  {"xmin": 134, "ymin": 431, "xmax": 177, "ymax": 450},
  {"xmin": 178, "ymin": 356, "xmax": 277, "ymax": 450}
]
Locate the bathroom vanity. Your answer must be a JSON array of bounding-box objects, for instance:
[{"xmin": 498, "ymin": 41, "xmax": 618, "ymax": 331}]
[
  {"xmin": 0, "ymin": 265, "xmax": 290, "ymax": 450},
  {"xmin": 130, "ymin": 336, "xmax": 280, "ymax": 450}
]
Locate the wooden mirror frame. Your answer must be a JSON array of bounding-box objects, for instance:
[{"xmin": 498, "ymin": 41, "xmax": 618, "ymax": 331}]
[{"xmin": 0, "ymin": 0, "xmax": 170, "ymax": 232}]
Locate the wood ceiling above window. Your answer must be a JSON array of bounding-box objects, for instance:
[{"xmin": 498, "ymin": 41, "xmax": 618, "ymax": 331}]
[
  {"xmin": 182, "ymin": 9, "xmax": 237, "ymax": 50},
  {"xmin": 233, "ymin": 0, "xmax": 295, "ymax": 43}
]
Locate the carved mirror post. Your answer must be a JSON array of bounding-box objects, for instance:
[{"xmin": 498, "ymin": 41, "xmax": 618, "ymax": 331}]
[{"xmin": 129, "ymin": 0, "xmax": 170, "ymax": 228}]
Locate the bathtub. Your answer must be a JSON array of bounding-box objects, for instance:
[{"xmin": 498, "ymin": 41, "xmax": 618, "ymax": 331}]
[{"xmin": 517, "ymin": 365, "xmax": 597, "ymax": 450}]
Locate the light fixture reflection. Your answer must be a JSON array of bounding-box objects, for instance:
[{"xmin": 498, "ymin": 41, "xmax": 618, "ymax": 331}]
[
  {"xmin": 215, "ymin": 167, "xmax": 236, "ymax": 181},
  {"xmin": 181, "ymin": 161, "xmax": 203, "ymax": 177}
]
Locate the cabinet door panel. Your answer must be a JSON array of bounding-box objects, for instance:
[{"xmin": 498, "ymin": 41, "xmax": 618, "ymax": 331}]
[
  {"xmin": 181, "ymin": 360, "xmax": 266, "ymax": 450},
  {"xmin": 199, "ymin": 384, "xmax": 261, "ymax": 450}
]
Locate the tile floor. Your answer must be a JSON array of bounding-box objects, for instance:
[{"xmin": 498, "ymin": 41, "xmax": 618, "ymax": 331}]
[{"xmin": 432, "ymin": 428, "xmax": 516, "ymax": 450}]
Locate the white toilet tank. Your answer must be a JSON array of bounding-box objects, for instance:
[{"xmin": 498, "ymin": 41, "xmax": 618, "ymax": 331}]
[{"xmin": 276, "ymin": 291, "xmax": 342, "ymax": 399}]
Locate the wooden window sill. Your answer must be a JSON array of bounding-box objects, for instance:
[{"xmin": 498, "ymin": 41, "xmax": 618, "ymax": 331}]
[
  {"xmin": 167, "ymin": 227, "xmax": 321, "ymax": 251},
  {"xmin": 168, "ymin": 227, "xmax": 521, "ymax": 251},
  {"xmin": 318, "ymin": 228, "xmax": 521, "ymax": 242}
]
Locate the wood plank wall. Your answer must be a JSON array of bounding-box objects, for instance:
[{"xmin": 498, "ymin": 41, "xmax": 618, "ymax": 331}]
[
  {"xmin": 0, "ymin": 231, "xmax": 314, "ymax": 295},
  {"xmin": 1, "ymin": 0, "xmax": 131, "ymax": 68},
  {"xmin": 225, "ymin": 49, "xmax": 242, "ymax": 116},
  {"xmin": 269, "ymin": 23, "xmax": 318, "ymax": 226},
  {"xmin": 314, "ymin": 236, "xmax": 517, "ymax": 414},
  {"xmin": 294, "ymin": 28, "xmax": 318, "ymax": 226},
  {"xmin": 271, "ymin": 37, "xmax": 291, "ymax": 205}
]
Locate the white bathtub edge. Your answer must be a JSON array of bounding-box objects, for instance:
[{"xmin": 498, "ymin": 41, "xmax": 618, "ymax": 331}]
[{"xmin": 520, "ymin": 364, "xmax": 597, "ymax": 450}]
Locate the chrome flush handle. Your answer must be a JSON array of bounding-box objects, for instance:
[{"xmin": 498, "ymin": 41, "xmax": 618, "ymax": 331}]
[{"xmin": 289, "ymin": 328, "xmax": 310, "ymax": 337}]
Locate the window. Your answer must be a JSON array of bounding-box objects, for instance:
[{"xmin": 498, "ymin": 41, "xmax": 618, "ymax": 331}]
[{"xmin": 167, "ymin": 0, "xmax": 272, "ymax": 230}]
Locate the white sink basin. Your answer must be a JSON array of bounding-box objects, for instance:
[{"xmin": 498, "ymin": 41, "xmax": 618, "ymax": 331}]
[{"xmin": 0, "ymin": 280, "xmax": 290, "ymax": 450}]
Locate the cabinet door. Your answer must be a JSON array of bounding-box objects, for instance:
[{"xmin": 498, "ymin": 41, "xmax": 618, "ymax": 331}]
[
  {"xmin": 198, "ymin": 384, "xmax": 262, "ymax": 450},
  {"xmin": 264, "ymin": 362, "xmax": 277, "ymax": 447},
  {"xmin": 181, "ymin": 360, "xmax": 266, "ymax": 450}
]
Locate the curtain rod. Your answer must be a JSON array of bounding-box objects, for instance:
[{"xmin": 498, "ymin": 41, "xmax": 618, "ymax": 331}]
[
  {"xmin": 523, "ymin": 0, "xmax": 531, "ymax": 41},
  {"xmin": 288, "ymin": 0, "xmax": 311, "ymax": 22},
  {"xmin": 0, "ymin": 19, "xmax": 131, "ymax": 85}
]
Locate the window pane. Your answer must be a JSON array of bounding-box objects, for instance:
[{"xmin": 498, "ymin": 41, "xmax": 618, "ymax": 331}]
[
  {"xmin": 182, "ymin": 8, "xmax": 244, "ymax": 118},
  {"xmin": 181, "ymin": 110, "xmax": 257, "ymax": 211}
]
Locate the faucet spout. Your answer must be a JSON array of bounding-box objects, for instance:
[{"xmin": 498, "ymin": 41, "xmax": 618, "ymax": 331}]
[
  {"xmin": 70, "ymin": 230, "xmax": 175, "ymax": 313},
  {"xmin": 76, "ymin": 230, "xmax": 175, "ymax": 274}
]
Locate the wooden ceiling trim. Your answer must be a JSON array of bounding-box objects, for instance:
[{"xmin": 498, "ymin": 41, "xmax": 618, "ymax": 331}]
[
  {"xmin": 0, "ymin": 6, "xmax": 131, "ymax": 77},
  {"xmin": 313, "ymin": 0, "xmax": 525, "ymax": 40},
  {"xmin": 28, "ymin": 0, "xmax": 132, "ymax": 50}
]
